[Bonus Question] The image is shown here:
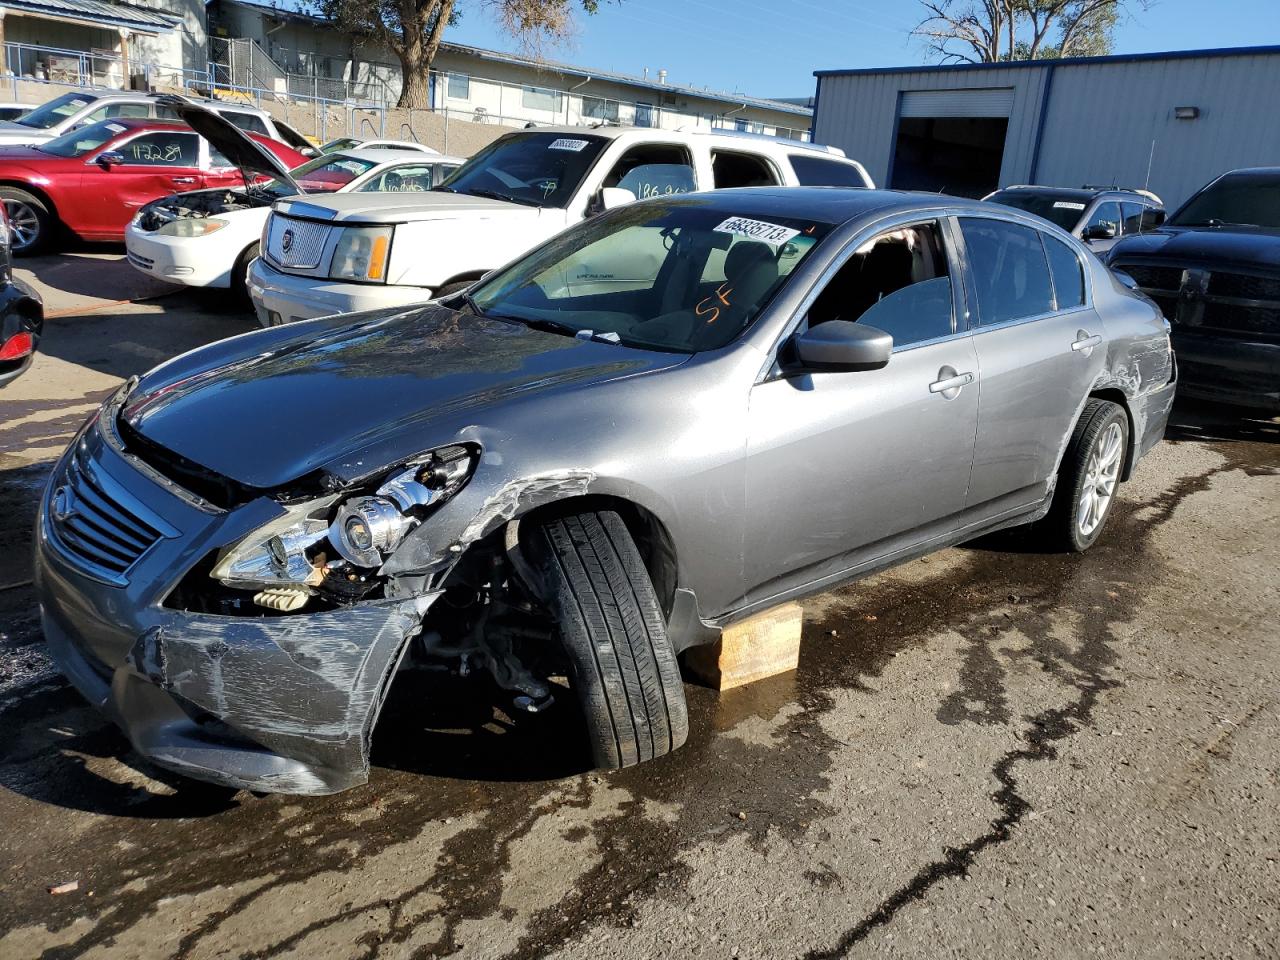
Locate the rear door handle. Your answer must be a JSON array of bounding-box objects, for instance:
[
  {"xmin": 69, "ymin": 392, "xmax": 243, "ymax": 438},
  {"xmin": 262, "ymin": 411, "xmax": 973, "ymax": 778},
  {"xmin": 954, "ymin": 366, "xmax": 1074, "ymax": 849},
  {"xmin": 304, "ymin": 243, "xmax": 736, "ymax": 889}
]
[
  {"xmin": 170, "ymin": 176, "xmax": 197, "ymax": 184},
  {"xmin": 1071, "ymin": 334, "xmax": 1103, "ymax": 352},
  {"xmin": 929, "ymin": 371, "xmax": 974, "ymax": 395}
]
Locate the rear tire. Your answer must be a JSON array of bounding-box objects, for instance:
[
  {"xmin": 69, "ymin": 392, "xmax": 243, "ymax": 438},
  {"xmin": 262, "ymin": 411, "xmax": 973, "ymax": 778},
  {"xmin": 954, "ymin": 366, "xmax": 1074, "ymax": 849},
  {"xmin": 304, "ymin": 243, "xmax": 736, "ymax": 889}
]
[
  {"xmin": 1, "ymin": 187, "xmax": 54, "ymax": 255},
  {"xmin": 229, "ymin": 242, "xmax": 259, "ymax": 304},
  {"xmin": 1039, "ymin": 399, "xmax": 1129, "ymax": 552},
  {"xmin": 526, "ymin": 509, "xmax": 689, "ymax": 769}
]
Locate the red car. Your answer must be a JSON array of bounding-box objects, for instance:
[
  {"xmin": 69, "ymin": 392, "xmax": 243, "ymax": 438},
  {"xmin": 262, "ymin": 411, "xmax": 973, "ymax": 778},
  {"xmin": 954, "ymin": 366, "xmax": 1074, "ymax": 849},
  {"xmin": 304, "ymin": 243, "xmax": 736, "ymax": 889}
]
[{"xmin": 0, "ymin": 118, "xmax": 308, "ymax": 254}]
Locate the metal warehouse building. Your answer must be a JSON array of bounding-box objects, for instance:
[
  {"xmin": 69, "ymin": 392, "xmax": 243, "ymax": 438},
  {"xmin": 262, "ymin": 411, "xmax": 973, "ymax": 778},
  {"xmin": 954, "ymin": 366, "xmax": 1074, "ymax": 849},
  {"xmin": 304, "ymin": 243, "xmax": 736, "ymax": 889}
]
[{"xmin": 812, "ymin": 45, "xmax": 1280, "ymax": 207}]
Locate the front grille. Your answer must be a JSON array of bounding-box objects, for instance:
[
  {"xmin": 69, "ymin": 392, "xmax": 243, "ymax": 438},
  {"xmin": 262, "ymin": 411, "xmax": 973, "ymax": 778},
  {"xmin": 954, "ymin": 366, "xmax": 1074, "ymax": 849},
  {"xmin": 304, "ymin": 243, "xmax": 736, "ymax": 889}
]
[
  {"xmin": 1116, "ymin": 264, "xmax": 1182, "ymax": 292},
  {"xmin": 265, "ymin": 214, "xmax": 331, "ymax": 270},
  {"xmin": 1199, "ymin": 301, "xmax": 1280, "ymax": 338},
  {"xmin": 1208, "ymin": 272, "xmax": 1280, "ymax": 301},
  {"xmin": 49, "ymin": 451, "xmax": 164, "ymax": 580}
]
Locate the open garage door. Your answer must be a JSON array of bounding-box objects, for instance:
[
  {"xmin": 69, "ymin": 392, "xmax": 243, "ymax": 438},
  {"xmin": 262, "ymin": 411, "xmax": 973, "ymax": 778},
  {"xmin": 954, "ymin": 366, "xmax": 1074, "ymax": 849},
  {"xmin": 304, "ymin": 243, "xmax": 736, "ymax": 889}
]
[{"xmin": 891, "ymin": 88, "xmax": 1013, "ymax": 198}]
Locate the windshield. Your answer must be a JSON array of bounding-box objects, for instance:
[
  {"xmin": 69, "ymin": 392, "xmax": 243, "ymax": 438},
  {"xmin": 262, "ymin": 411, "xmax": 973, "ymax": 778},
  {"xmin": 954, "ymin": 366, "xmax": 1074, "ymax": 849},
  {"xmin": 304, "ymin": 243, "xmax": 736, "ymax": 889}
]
[
  {"xmin": 436, "ymin": 131, "xmax": 609, "ymax": 208},
  {"xmin": 36, "ymin": 119, "xmax": 123, "ymax": 157},
  {"xmin": 1170, "ymin": 173, "xmax": 1280, "ymax": 229},
  {"xmin": 471, "ymin": 202, "xmax": 835, "ymax": 353},
  {"xmin": 985, "ymin": 191, "xmax": 1087, "ymax": 231},
  {"xmin": 16, "ymin": 92, "xmax": 96, "ymax": 130}
]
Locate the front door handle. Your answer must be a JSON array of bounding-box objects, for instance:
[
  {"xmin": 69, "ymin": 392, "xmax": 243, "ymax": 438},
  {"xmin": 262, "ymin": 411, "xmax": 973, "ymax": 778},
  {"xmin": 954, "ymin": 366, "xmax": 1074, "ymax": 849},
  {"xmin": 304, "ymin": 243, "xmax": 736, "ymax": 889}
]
[
  {"xmin": 929, "ymin": 369, "xmax": 975, "ymax": 397},
  {"xmin": 1071, "ymin": 332, "xmax": 1103, "ymax": 353},
  {"xmin": 170, "ymin": 176, "xmax": 198, "ymax": 184}
]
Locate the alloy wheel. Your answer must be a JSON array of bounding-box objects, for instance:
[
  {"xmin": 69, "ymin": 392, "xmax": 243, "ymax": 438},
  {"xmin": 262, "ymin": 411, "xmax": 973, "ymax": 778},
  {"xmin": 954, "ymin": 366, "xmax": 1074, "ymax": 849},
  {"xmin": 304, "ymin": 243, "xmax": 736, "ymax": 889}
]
[
  {"xmin": 1077, "ymin": 421, "xmax": 1124, "ymax": 537},
  {"xmin": 3, "ymin": 199, "xmax": 40, "ymax": 251}
]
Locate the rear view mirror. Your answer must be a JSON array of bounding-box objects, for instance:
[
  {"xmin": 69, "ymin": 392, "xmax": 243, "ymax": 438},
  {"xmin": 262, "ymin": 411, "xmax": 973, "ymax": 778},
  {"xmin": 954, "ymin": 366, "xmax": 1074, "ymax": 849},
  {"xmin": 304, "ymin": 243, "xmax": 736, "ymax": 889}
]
[
  {"xmin": 96, "ymin": 151, "xmax": 125, "ymax": 168},
  {"xmin": 599, "ymin": 187, "xmax": 637, "ymax": 211},
  {"xmin": 1083, "ymin": 223, "xmax": 1117, "ymax": 241},
  {"xmin": 793, "ymin": 321, "xmax": 892, "ymax": 372}
]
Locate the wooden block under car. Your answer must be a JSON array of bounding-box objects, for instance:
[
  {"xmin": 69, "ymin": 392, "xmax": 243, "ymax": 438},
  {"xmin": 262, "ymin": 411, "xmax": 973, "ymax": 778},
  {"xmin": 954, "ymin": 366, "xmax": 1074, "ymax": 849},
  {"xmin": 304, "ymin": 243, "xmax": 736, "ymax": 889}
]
[{"xmin": 682, "ymin": 602, "xmax": 803, "ymax": 691}]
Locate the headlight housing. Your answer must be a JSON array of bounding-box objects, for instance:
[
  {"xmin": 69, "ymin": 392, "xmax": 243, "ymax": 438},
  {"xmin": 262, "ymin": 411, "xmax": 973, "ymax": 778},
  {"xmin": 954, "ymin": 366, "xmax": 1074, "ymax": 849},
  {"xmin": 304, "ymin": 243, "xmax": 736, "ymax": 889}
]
[
  {"xmin": 209, "ymin": 445, "xmax": 477, "ymax": 599},
  {"xmin": 156, "ymin": 217, "xmax": 229, "ymax": 238},
  {"xmin": 328, "ymin": 225, "xmax": 392, "ymax": 282}
]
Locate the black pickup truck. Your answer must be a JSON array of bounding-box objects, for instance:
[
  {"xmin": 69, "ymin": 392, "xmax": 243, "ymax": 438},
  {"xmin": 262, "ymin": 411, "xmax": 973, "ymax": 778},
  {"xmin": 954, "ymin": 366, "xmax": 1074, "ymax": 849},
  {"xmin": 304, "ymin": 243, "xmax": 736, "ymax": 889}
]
[{"xmin": 1108, "ymin": 168, "xmax": 1280, "ymax": 414}]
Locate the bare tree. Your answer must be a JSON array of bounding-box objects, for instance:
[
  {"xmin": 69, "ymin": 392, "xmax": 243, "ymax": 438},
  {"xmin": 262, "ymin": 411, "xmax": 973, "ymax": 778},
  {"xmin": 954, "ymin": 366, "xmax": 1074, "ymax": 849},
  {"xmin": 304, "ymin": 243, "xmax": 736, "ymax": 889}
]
[
  {"xmin": 914, "ymin": 0, "xmax": 1145, "ymax": 63},
  {"xmin": 316, "ymin": 0, "xmax": 607, "ymax": 109}
]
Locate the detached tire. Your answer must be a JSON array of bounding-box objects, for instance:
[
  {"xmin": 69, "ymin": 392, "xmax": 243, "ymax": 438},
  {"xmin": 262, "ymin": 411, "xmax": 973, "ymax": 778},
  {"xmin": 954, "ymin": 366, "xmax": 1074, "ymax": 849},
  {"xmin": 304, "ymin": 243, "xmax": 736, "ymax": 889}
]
[
  {"xmin": 528, "ymin": 509, "xmax": 688, "ymax": 769},
  {"xmin": 0, "ymin": 187, "xmax": 54, "ymax": 255},
  {"xmin": 1040, "ymin": 399, "xmax": 1130, "ymax": 553}
]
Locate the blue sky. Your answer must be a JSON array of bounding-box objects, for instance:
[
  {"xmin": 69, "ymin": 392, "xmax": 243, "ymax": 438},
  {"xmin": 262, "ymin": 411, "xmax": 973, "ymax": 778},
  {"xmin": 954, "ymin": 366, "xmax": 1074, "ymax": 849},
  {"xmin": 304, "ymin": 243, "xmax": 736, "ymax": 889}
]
[{"xmin": 441, "ymin": 0, "xmax": 1279, "ymax": 98}]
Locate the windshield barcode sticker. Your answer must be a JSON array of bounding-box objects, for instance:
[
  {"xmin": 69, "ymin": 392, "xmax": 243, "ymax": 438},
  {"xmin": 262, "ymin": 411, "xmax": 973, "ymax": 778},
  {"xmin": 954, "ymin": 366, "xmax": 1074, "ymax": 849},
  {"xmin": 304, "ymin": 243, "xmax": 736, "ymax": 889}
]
[
  {"xmin": 548, "ymin": 138, "xmax": 590, "ymax": 152},
  {"xmin": 1053, "ymin": 201, "xmax": 1087, "ymax": 210},
  {"xmin": 714, "ymin": 217, "xmax": 801, "ymax": 247}
]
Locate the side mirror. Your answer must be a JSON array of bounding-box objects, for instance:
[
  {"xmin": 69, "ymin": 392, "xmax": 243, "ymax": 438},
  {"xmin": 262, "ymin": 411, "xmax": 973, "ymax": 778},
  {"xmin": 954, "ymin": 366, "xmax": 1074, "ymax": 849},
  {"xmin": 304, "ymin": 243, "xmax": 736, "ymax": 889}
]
[
  {"xmin": 792, "ymin": 321, "xmax": 892, "ymax": 373},
  {"xmin": 599, "ymin": 186, "xmax": 637, "ymax": 211},
  {"xmin": 96, "ymin": 151, "xmax": 125, "ymax": 168},
  {"xmin": 1083, "ymin": 222, "xmax": 1117, "ymax": 241}
]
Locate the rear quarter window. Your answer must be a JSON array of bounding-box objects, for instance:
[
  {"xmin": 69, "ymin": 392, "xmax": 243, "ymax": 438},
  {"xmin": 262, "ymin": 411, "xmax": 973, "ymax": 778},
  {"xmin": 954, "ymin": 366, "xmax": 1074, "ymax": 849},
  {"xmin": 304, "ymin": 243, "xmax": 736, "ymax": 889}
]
[
  {"xmin": 1042, "ymin": 233, "xmax": 1087, "ymax": 309},
  {"xmin": 788, "ymin": 154, "xmax": 868, "ymax": 187},
  {"xmin": 220, "ymin": 111, "xmax": 270, "ymax": 136}
]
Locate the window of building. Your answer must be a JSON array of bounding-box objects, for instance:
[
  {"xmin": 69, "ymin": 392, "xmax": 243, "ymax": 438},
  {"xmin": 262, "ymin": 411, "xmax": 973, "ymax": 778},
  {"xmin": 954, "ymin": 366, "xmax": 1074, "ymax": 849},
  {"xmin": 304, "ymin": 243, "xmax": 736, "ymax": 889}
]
[
  {"xmin": 522, "ymin": 85, "xmax": 562, "ymax": 112},
  {"xmin": 710, "ymin": 150, "xmax": 779, "ymax": 188},
  {"xmin": 447, "ymin": 74, "xmax": 470, "ymax": 100},
  {"xmin": 581, "ymin": 96, "xmax": 619, "ymax": 123},
  {"xmin": 960, "ymin": 218, "xmax": 1055, "ymax": 326},
  {"xmin": 806, "ymin": 222, "xmax": 954, "ymax": 348}
]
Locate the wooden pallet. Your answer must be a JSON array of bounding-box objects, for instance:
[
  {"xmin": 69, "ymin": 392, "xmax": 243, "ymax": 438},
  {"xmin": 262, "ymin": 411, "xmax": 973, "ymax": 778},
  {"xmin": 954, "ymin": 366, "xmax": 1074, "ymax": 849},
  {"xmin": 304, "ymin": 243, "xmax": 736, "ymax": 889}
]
[{"xmin": 682, "ymin": 602, "xmax": 803, "ymax": 691}]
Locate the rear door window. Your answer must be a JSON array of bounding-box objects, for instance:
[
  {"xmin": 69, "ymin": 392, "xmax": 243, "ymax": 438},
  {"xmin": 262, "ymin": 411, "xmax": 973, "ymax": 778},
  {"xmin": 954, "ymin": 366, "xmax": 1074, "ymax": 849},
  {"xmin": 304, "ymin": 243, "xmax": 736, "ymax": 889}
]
[
  {"xmin": 711, "ymin": 151, "xmax": 780, "ymax": 188},
  {"xmin": 788, "ymin": 154, "xmax": 867, "ymax": 187},
  {"xmin": 219, "ymin": 111, "xmax": 271, "ymax": 136},
  {"xmin": 1121, "ymin": 201, "xmax": 1146, "ymax": 234},
  {"xmin": 1041, "ymin": 233, "xmax": 1087, "ymax": 310},
  {"xmin": 960, "ymin": 218, "xmax": 1055, "ymax": 326}
]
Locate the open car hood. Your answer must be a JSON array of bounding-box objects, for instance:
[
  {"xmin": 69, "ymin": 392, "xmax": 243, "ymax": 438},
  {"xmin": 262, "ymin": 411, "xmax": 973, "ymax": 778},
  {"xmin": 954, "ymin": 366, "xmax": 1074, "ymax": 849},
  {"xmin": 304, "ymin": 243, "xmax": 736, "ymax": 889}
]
[{"xmin": 154, "ymin": 94, "xmax": 301, "ymax": 193}]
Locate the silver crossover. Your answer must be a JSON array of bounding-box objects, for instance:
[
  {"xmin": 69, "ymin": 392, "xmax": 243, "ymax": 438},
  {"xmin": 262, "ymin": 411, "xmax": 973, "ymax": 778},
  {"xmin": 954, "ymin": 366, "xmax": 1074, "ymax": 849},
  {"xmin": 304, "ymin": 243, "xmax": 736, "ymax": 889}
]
[{"xmin": 34, "ymin": 188, "xmax": 1177, "ymax": 794}]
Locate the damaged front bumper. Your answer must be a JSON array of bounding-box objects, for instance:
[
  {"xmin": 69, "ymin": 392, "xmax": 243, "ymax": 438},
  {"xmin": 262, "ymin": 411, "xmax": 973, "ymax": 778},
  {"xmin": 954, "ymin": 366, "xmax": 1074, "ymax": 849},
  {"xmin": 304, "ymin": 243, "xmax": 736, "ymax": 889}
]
[
  {"xmin": 34, "ymin": 420, "xmax": 437, "ymax": 795},
  {"xmin": 1171, "ymin": 330, "xmax": 1280, "ymax": 413}
]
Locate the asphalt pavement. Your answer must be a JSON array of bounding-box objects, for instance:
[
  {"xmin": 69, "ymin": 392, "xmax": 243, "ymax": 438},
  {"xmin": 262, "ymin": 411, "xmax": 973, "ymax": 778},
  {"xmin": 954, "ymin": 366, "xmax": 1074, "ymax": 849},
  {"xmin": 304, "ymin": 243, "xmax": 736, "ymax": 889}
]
[{"xmin": 1, "ymin": 253, "xmax": 1277, "ymax": 960}]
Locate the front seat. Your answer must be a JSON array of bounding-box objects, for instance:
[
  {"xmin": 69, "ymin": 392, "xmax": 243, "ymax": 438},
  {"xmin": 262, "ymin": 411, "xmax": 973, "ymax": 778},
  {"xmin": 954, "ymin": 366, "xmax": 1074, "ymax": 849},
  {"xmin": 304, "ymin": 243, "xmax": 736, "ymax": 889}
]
[{"xmin": 690, "ymin": 240, "xmax": 780, "ymax": 347}]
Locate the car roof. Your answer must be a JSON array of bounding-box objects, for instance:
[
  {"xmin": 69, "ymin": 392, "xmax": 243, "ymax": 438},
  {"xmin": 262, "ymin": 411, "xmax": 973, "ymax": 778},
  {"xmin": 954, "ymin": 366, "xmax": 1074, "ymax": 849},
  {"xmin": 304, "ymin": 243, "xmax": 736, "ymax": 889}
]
[
  {"xmin": 337, "ymin": 148, "xmax": 450, "ymax": 162},
  {"xmin": 62, "ymin": 90, "xmax": 269, "ymax": 116},
  {"xmin": 996, "ymin": 184, "xmax": 1162, "ymax": 203},
  {"xmin": 496, "ymin": 124, "xmax": 848, "ymax": 157}
]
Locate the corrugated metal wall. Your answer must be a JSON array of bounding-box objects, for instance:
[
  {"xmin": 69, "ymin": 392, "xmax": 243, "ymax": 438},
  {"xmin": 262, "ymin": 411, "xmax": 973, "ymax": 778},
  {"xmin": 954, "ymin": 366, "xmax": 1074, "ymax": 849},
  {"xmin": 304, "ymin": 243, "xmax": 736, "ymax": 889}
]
[
  {"xmin": 1034, "ymin": 52, "xmax": 1280, "ymax": 208},
  {"xmin": 813, "ymin": 66, "xmax": 1049, "ymax": 189},
  {"xmin": 814, "ymin": 50, "xmax": 1280, "ymax": 208}
]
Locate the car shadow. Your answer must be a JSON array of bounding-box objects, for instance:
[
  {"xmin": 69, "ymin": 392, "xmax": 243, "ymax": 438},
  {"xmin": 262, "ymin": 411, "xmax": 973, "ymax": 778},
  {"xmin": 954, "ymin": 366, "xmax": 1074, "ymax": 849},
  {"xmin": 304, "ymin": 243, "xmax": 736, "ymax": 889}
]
[{"xmin": 370, "ymin": 669, "xmax": 595, "ymax": 783}]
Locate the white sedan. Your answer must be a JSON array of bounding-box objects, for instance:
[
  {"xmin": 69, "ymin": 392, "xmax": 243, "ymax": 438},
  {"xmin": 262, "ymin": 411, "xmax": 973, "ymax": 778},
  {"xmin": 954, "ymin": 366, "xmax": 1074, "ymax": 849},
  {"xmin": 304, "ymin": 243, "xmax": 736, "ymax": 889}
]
[{"xmin": 125, "ymin": 102, "xmax": 462, "ymax": 299}]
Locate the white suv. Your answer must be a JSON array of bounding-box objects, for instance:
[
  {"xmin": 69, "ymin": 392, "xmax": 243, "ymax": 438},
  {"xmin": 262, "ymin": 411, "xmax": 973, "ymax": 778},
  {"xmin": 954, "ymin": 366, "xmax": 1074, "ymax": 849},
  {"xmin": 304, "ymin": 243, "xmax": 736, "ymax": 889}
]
[{"xmin": 248, "ymin": 126, "xmax": 873, "ymax": 325}]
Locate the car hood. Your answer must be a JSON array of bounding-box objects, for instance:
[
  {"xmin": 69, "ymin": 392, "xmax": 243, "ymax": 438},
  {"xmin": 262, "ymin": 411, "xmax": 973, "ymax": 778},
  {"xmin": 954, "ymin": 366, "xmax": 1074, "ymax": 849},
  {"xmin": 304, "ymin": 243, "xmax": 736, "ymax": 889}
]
[
  {"xmin": 121, "ymin": 304, "xmax": 688, "ymax": 489},
  {"xmin": 1110, "ymin": 226, "xmax": 1280, "ymax": 271},
  {"xmin": 0, "ymin": 144, "xmax": 58, "ymax": 167},
  {"xmin": 155, "ymin": 94, "xmax": 300, "ymax": 192},
  {"xmin": 288, "ymin": 189, "xmax": 540, "ymax": 224}
]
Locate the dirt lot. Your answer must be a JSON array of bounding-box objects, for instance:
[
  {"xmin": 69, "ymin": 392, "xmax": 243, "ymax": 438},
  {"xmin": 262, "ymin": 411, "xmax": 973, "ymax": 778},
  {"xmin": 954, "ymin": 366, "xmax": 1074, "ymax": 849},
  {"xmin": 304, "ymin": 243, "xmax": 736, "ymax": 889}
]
[{"xmin": 1, "ymin": 254, "xmax": 1277, "ymax": 960}]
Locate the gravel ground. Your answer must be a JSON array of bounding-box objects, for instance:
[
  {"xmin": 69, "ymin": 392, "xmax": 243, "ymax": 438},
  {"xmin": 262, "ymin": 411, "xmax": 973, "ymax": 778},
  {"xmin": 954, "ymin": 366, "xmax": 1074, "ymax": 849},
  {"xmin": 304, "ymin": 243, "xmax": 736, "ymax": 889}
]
[{"xmin": 1, "ymin": 254, "xmax": 1277, "ymax": 960}]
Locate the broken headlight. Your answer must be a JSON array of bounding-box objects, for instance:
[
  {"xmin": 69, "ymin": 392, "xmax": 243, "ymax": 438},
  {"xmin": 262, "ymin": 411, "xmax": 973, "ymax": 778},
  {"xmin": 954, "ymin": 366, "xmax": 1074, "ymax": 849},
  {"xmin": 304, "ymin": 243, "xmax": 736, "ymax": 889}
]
[
  {"xmin": 330, "ymin": 445, "xmax": 475, "ymax": 568},
  {"xmin": 209, "ymin": 445, "xmax": 477, "ymax": 599}
]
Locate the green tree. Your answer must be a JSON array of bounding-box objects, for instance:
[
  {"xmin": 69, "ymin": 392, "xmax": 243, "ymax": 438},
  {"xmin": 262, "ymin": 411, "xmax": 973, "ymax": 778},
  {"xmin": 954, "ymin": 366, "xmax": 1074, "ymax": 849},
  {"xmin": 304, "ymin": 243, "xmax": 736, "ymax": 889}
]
[
  {"xmin": 914, "ymin": 0, "xmax": 1144, "ymax": 63},
  {"xmin": 315, "ymin": 0, "xmax": 608, "ymax": 109}
]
